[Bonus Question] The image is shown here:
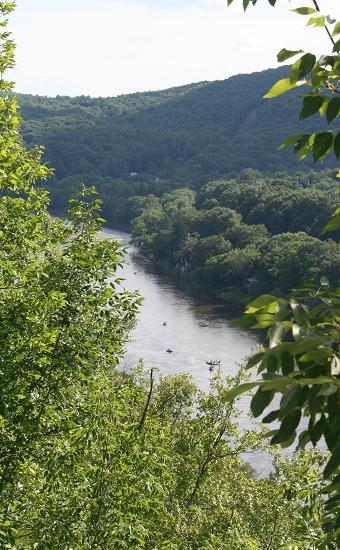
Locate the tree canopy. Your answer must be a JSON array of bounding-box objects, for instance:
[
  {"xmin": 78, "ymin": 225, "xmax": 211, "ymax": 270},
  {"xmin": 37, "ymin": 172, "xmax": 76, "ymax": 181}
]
[
  {"xmin": 131, "ymin": 169, "xmax": 339, "ymax": 304},
  {"xmin": 0, "ymin": 2, "xmax": 331, "ymax": 548},
  {"xmin": 16, "ymin": 62, "xmax": 338, "ymax": 227}
]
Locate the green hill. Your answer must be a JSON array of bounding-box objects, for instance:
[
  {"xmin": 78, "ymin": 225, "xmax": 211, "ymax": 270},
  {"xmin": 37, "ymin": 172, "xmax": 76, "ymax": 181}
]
[{"xmin": 17, "ymin": 66, "xmax": 336, "ymax": 226}]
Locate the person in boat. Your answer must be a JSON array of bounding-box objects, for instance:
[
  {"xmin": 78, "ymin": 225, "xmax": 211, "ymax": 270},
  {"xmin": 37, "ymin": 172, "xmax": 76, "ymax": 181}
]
[
  {"xmin": 166, "ymin": 348, "xmax": 173, "ymax": 353},
  {"xmin": 163, "ymin": 322, "xmax": 167, "ymax": 326}
]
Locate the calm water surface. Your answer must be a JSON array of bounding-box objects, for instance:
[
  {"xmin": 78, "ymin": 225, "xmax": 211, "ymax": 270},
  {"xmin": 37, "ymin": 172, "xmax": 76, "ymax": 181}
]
[{"xmin": 103, "ymin": 228, "xmax": 272, "ymax": 474}]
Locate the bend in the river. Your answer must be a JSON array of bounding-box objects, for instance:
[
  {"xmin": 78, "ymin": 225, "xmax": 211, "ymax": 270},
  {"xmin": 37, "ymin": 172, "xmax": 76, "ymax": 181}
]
[{"xmin": 103, "ymin": 227, "xmax": 272, "ymax": 475}]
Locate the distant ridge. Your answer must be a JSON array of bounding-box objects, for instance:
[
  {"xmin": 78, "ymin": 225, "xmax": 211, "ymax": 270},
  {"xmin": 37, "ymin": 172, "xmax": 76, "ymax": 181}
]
[{"xmin": 16, "ymin": 66, "xmax": 336, "ymax": 224}]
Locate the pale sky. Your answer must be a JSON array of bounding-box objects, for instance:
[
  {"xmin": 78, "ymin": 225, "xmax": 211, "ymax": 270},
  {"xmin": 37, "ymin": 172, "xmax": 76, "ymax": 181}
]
[{"xmin": 9, "ymin": 0, "xmax": 339, "ymax": 97}]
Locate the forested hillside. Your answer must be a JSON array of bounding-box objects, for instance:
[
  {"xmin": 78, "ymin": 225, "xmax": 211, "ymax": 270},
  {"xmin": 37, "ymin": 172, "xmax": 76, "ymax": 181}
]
[{"xmin": 18, "ymin": 66, "xmax": 336, "ymax": 226}]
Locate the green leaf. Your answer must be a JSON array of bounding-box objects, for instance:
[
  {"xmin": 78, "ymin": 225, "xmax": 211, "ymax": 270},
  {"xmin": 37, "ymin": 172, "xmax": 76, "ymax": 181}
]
[
  {"xmin": 280, "ymin": 431, "xmax": 297, "ymax": 448},
  {"xmin": 326, "ymin": 97, "xmax": 340, "ymax": 123},
  {"xmin": 237, "ymin": 313, "xmax": 257, "ymax": 329},
  {"xmin": 333, "ymin": 22, "xmax": 340, "ymax": 36},
  {"xmin": 334, "ymin": 131, "xmax": 340, "ymax": 159},
  {"xmin": 295, "ymin": 133, "xmax": 315, "ymax": 160},
  {"xmin": 277, "ymin": 48, "xmax": 303, "ymax": 62},
  {"xmin": 281, "ymin": 351, "xmax": 295, "ymax": 376},
  {"xmin": 333, "ymin": 38, "xmax": 340, "ymax": 52},
  {"xmin": 323, "ymin": 211, "xmax": 340, "ymax": 233},
  {"xmin": 318, "ymin": 383, "xmax": 338, "ymax": 397},
  {"xmin": 251, "ymin": 387, "xmax": 274, "ymax": 417},
  {"xmin": 299, "ymin": 349, "xmax": 331, "ymax": 362},
  {"xmin": 299, "ymin": 95, "xmax": 324, "ymax": 120},
  {"xmin": 291, "ymin": 7, "xmax": 316, "ymax": 15},
  {"xmin": 298, "ymin": 430, "xmax": 311, "ymax": 449},
  {"xmin": 294, "ymin": 336, "xmax": 327, "ymax": 354},
  {"xmin": 324, "ymin": 446, "xmax": 340, "ymax": 478},
  {"xmin": 261, "ymin": 377, "xmax": 294, "ymax": 391},
  {"xmin": 267, "ymin": 354, "xmax": 278, "ymax": 373},
  {"xmin": 272, "ymin": 409, "xmax": 301, "ymax": 444},
  {"xmin": 278, "ymin": 133, "xmax": 303, "ymax": 151},
  {"xmin": 324, "ymin": 424, "xmax": 339, "ymax": 453},
  {"xmin": 291, "ymin": 53, "xmax": 316, "ymax": 81},
  {"xmin": 306, "ymin": 15, "xmax": 326, "ymax": 28},
  {"xmin": 319, "ymin": 97, "xmax": 329, "ymax": 116},
  {"xmin": 224, "ymin": 382, "xmax": 259, "ymax": 402},
  {"xmin": 262, "ymin": 409, "xmax": 280, "ymax": 424},
  {"xmin": 309, "ymin": 413, "xmax": 326, "ymax": 445},
  {"xmin": 279, "ymin": 385, "xmax": 307, "ymax": 419},
  {"xmin": 253, "ymin": 319, "xmax": 275, "ymax": 328},
  {"xmin": 298, "ymin": 377, "xmax": 340, "ymax": 387},
  {"xmin": 312, "ymin": 132, "xmax": 333, "ymax": 161},
  {"xmin": 263, "ymin": 78, "xmax": 302, "ymax": 99},
  {"xmin": 246, "ymin": 294, "xmax": 278, "ymax": 311},
  {"xmin": 246, "ymin": 351, "xmax": 265, "ymax": 370}
]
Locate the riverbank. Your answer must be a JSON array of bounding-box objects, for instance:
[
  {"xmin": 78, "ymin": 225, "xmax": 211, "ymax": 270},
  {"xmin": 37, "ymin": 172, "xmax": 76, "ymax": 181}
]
[{"xmin": 130, "ymin": 252, "xmax": 253, "ymax": 308}]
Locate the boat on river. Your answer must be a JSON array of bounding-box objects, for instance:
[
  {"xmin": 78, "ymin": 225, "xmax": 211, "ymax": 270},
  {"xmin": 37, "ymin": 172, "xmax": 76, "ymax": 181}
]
[{"xmin": 206, "ymin": 360, "xmax": 221, "ymax": 366}]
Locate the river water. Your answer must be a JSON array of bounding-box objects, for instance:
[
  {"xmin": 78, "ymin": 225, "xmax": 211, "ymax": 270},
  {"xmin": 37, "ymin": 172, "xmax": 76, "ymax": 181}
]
[{"xmin": 103, "ymin": 228, "xmax": 272, "ymax": 475}]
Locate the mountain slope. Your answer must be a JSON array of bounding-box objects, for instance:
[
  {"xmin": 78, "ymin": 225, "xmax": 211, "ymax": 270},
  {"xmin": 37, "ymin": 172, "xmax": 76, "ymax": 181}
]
[{"xmin": 17, "ymin": 66, "xmax": 336, "ymax": 224}]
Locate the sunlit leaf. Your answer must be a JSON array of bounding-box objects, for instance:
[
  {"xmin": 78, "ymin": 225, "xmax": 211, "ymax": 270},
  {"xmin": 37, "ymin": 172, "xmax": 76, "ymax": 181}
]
[
  {"xmin": 277, "ymin": 48, "xmax": 303, "ymax": 62},
  {"xmin": 306, "ymin": 15, "xmax": 326, "ymax": 28},
  {"xmin": 291, "ymin": 7, "xmax": 316, "ymax": 15},
  {"xmin": 263, "ymin": 78, "xmax": 304, "ymax": 99}
]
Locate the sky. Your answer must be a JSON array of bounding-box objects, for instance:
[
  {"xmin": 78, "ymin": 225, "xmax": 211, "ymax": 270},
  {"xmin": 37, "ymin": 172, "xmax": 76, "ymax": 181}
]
[{"xmin": 9, "ymin": 0, "xmax": 339, "ymax": 97}]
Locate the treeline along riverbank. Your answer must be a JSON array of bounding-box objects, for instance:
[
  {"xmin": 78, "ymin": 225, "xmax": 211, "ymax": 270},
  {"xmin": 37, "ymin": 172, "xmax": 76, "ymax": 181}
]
[
  {"xmin": 16, "ymin": 66, "xmax": 339, "ymax": 305},
  {"xmin": 131, "ymin": 169, "xmax": 339, "ymax": 304}
]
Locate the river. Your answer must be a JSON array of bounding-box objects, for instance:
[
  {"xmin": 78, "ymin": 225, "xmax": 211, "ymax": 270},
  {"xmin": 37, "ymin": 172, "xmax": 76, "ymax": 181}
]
[{"xmin": 103, "ymin": 227, "xmax": 272, "ymax": 475}]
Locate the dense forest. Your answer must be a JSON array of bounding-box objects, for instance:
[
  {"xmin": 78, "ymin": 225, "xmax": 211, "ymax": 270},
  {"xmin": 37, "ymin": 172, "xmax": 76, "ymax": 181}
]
[
  {"xmin": 18, "ymin": 65, "xmax": 337, "ymax": 227},
  {"xmin": 16, "ymin": 67, "xmax": 340, "ymax": 304},
  {"xmin": 1, "ymin": 0, "xmax": 339, "ymax": 545},
  {"xmin": 131, "ymin": 169, "xmax": 339, "ymax": 302},
  {"xmin": 1, "ymin": 20, "xmax": 328, "ymax": 542}
]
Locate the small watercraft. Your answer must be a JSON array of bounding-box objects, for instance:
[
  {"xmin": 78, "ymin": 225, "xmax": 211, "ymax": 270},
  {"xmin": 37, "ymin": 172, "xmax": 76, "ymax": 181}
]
[
  {"xmin": 206, "ymin": 360, "xmax": 221, "ymax": 366},
  {"xmin": 166, "ymin": 348, "xmax": 173, "ymax": 354},
  {"xmin": 163, "ymin": 322, "xmax": 167, "ymax": 326},
  {"xmin": 199, "ymin": 321, "xmax": 209, "ymax": 327}
]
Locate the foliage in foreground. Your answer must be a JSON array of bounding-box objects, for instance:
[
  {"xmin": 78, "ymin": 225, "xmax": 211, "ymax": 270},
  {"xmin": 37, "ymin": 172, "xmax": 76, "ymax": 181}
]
[
  {"xmin": 225, "ymin": 0, "xmax": 340, "ymax": 546},
  {"xmin": 0, "ymin": 2, "xmax": 329, "ymax": 547},
  {"xmin": 0, "ymin": 81, "xmax": 325, "ymax": 545}
]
